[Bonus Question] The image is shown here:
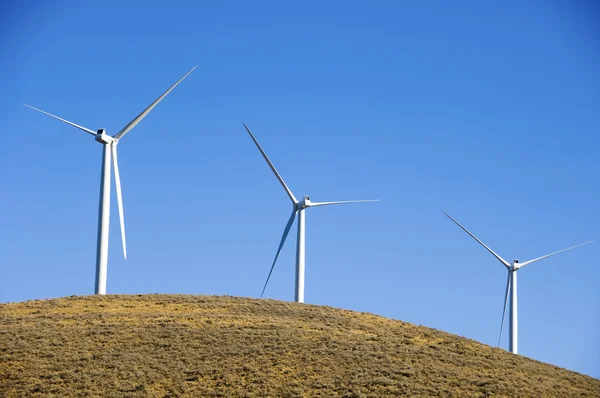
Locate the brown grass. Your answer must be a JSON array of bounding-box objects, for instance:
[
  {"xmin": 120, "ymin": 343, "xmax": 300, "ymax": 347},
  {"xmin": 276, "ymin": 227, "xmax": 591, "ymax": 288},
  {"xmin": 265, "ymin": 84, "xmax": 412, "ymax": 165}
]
[{"xmin": 1, "ymin": 294, "xmax": 598, "ymax": 397}]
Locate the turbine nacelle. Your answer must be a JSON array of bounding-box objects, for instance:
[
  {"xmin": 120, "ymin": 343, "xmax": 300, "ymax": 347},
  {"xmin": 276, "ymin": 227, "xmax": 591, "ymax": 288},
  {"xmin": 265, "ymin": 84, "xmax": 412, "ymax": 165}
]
[
  {"xmin": 297, "ymin": 195, "xmax": 312, "ymax": 209},
  {"xmin": 95, "ymin": 129, "xmax": 115, "ymax": 145}
]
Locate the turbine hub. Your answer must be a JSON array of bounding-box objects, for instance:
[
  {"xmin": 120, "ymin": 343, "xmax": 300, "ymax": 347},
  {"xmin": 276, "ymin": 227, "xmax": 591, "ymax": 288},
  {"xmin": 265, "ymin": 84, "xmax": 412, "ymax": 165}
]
[{"xmin": 95, "ymin": 129, "xmax": 115, "ymax": 144}]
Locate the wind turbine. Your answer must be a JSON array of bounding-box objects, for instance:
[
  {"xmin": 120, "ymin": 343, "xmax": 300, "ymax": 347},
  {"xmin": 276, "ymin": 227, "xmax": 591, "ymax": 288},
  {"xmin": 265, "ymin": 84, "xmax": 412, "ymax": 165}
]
[
  {"xmin": 24, "ymin": 66, "xmax": 197, "ymax": 295},
  {"xmin": 443, "ymin": 211, "xmax": 592, "ymax": 354},
  {"xmin": 243, "ymin": 123, "xmax": 379, "ymax": 303}
]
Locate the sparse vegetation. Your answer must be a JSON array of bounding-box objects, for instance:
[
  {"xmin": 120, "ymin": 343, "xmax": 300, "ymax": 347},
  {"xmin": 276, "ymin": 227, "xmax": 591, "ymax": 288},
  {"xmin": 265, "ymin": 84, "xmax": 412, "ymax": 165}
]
[{"xmin": 1, "ymin": 295, "xmax": 598, "ymax": 397}]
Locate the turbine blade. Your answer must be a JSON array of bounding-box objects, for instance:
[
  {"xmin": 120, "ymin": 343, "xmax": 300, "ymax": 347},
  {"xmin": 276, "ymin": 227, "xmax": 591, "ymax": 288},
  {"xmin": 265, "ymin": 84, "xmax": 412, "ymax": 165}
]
[
  {"xmin": 442, "ymin": 211, "xmax": 510, "ymax": 268},
  {"xmin": 517, "ymin": 240, "xmax": 593, "ymax": 269},
  {"xmin": 23, "ymin": 104, "xmax": 96, "ymax": 136},
  {"xmin": 309, "ymin": 199, "xmax": 380, "ymax": 207},
  {"xmin": 243, "ymin": 123, "xmax": 298, "ymax": 204},
  {"xmin": 111, "ymin": 144, "xmax": 127, "ymax": 259},
  {"xmin": 498, "ymin": 271, "xmax": 511, "ymax": 347},
  {"xmin": 114, "ymin": 66, "xmax": 197, "ymax": 140},
  {"xmin": 261, "ymin": 209, "xmax": 298, "ymax": 297}
]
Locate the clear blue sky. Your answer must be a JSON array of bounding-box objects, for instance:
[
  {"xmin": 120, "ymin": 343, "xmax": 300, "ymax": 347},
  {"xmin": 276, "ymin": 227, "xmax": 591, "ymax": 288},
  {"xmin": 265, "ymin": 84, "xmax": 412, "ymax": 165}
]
[{"xmin": 1, "ymin": 0, "xmax": 598, "ymax": 378}]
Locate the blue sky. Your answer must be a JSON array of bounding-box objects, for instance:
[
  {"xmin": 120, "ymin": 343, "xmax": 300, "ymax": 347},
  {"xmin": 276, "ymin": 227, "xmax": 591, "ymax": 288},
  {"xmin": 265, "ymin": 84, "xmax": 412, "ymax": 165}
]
[{"xmin": 1, "ymin": 0, "xmax": 598, "ymax": 378}]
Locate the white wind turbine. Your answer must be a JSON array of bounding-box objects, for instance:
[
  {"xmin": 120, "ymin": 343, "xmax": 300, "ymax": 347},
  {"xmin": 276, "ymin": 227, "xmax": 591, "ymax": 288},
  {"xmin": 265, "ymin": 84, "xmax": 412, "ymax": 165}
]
[
  {"xmin": 443, "ymin": 211, "xmax": 592, "ymax": 354},
  {"xmin": 243, "ymin": 124, "xmax": 379, "ymax": 303},
  {"xmin": 24, "ymin": 66, "xmax": 197, "ymax": 295}
]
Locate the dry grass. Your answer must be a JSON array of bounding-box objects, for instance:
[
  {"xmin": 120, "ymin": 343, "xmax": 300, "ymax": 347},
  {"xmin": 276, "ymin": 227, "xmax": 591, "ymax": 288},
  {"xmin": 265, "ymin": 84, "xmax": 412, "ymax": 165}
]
[{"xmin": 1, "ymin": 295, "xmax": 598, "ymax": 397}]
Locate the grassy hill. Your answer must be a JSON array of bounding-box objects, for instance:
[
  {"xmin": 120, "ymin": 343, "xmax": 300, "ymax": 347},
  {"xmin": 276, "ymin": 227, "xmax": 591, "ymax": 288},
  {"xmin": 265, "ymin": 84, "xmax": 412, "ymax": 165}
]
[{"xmin": 1, "ymin": 295, "xmax": 598, "ymax": 397}]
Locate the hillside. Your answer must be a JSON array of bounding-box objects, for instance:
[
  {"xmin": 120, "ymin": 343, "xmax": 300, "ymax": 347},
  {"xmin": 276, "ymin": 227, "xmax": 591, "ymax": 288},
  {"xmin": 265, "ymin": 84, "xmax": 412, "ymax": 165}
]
[{"xmin": 1, "ymin": 295, "xmax": 598, "ymax": 397}]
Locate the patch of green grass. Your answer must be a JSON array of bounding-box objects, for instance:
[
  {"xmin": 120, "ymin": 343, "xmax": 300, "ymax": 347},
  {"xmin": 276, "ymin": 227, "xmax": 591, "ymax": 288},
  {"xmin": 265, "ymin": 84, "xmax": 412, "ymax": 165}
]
[{"xmin": 1, "ymin": 295, "xmax": 598, "ymax": 397}]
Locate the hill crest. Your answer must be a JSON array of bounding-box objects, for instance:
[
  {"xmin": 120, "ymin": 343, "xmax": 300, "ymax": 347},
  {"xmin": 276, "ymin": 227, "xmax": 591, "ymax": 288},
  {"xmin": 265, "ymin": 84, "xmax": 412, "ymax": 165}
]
[{"xmin": 1, "ymin": 294, "xmax": 598, "ymax": 397}]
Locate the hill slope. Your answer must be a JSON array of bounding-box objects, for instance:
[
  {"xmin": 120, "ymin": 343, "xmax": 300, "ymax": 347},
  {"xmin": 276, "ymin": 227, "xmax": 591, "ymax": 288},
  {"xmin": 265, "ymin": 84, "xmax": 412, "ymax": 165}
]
[{"xmin": 1, "ymin": 295, "xmax": 598, "ymax": 397}]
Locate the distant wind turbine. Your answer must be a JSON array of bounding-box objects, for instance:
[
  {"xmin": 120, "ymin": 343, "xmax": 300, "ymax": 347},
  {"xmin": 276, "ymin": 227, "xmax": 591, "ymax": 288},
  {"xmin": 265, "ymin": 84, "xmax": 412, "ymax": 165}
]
[
  {"xmin": 443, "ymin": 211, "xmax": 592, "ymax": 354},
  {"xmin": 243, "ymin": 123, "xmax": 379, "ymax": 303},
  {"xmin": 24, "ymin": 66, "xmax": 197, "ymax": 295}
]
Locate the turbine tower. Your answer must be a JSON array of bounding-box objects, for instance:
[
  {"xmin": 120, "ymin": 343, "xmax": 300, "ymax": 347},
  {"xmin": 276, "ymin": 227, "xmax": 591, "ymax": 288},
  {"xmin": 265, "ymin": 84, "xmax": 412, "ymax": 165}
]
[
  {"xmin": 24, "ymin": 66, "xmax": 196, "ymax": 295},
  {"xmin": 243, "ymin": 123, "xmax": 379, "ymax": 303},
  {"xmin": 443, "ymin": 211, "xmax": 592, "ymax": 354}
]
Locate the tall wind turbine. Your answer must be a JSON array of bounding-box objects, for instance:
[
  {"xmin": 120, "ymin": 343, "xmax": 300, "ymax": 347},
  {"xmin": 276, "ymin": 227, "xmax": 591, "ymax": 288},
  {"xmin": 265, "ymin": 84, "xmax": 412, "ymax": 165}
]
[
  {"xmin": 443, "ymin": 211, "xmax": 592, "ymax": 354},
  {"xmin": 24, "ymin": 66, "xmax": 197, "ymax": 295},
  {"xmin": 243, "ymin": 124, "xmax": 379, "ymax": 303}
]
